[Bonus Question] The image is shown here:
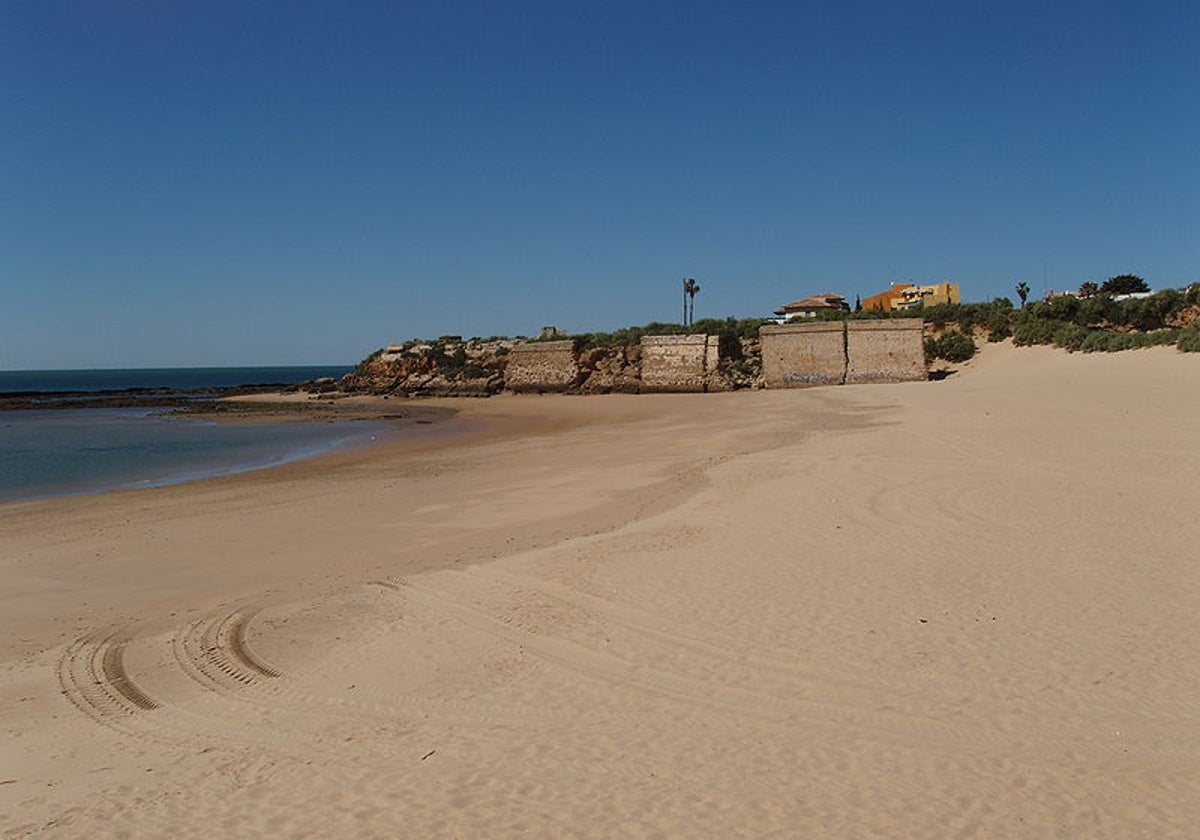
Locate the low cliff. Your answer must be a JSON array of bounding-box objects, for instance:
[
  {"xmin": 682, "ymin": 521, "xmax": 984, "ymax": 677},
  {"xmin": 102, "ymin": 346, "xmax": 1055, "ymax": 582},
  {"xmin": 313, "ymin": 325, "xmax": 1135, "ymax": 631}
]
[
  {"xmin": 340, "ymin": 337, "xmax": 511, "ymax": 397},
  {"xmin": 335, "ymin": 333, "xmax": 760, "ymax": 397}
]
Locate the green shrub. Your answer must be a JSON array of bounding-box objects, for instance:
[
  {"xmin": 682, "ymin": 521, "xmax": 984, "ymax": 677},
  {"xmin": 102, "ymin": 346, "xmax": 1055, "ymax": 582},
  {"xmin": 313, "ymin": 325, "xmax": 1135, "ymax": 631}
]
[
  {"xmin": 1074, "ymin": 328, "xmax": 1180, "ymax": 353},
  {"xmin": 1036, "ymin": 295, "xmax": 1081, "ymax": 323},
  {"xmin": 1052, "ymin": 323, "xmax": 1089, "ymax": 352},
  {"xmin": 924, "ymin": 331, "xmax": 977, "ymax": 363},
  {"xmin": 1079, "ymin": 331, "xmax": 1123, "ymax": 353},
  {"xmin": 437, "ymin": 344, "xmax": 469, "ymax": 373},
  {"xmin": 1075, "ymin": 295, "xmax": 1118, "ymax": 327},
  {"xmin": 1177, "ymin": 327, "xmax": 1200, "ymax": 352},
  {"xmin": 984, "ymin": 310, "xmax": 1011, "ymax": 340},
  {"xmin": 1147, "ymin": 329, "xmax": 1182, "ymax": 347},
  {"xmin": 1011, "ymin": 318, "xmax": 1058, "ymax": 346},
  {"xmin": 1111, "ymin": 289, "xmax": 1181, "ymax": 331},
  {"xmin": 919, "ymin": 300, "xmax": 1014, "ymax": 341}
]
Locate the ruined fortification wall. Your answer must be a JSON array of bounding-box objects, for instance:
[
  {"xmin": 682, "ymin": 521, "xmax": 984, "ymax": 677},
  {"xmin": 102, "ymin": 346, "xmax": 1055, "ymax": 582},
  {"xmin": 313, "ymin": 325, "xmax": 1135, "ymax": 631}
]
[
  {"xmin": 846, "ymin": 318, "xmax": 926, "ymax": 383},
  {"xmin": 349, "ymin": 321, "xmax": 928, "ymax": 397},
  {"xmin": 760, "ymin": 319, "xmax": 926, "ymax": 388},
  {"xmin": 503, "ymin": 340, "xmax": 580, "ymax": 393},
  {"xmin": 639, "ymin": 335, "xmax": 722, "ymax": 392},
  {"xmin": 760, "ymin": 322, "xmax": 847, "ymax": 388}
]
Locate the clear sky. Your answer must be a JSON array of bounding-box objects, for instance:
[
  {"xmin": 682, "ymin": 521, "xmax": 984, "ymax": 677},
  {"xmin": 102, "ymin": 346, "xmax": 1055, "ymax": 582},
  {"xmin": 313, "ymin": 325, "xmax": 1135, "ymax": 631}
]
[{"xmin": 3, "ymin": 1, "xmax": 1197, "ymax": 368}]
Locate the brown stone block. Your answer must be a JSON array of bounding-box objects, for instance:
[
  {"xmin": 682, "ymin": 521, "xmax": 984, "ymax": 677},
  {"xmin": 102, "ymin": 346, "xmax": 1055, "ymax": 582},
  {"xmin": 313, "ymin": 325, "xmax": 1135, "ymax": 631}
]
[
  {"xmin": 845, "ymin": 319, "xmax": 926, "ymax": 383},
  {"xmin": 760, "ymin": 322, "xmax": 847, "ymax": 388}
]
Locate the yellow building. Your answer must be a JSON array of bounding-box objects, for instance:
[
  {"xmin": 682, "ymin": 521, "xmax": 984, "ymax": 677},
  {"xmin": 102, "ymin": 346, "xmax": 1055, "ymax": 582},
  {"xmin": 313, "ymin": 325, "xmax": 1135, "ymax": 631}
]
[{"xmin": 862, "ymin": 282, "xmax": 960, "ymax": 312}]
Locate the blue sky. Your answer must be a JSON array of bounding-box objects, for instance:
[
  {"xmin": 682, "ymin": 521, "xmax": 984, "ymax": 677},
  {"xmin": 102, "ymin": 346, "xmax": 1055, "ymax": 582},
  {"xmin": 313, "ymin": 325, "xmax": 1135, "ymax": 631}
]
[{"xmin": 3, "ymin": 1, "xmax": 1197, "ymax": 368}]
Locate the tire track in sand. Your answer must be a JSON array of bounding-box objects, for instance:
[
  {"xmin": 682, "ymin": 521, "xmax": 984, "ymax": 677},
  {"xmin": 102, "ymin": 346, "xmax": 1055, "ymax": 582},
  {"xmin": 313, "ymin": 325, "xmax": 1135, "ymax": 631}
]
[
  {"xmin": 172, "ymin": 606, "xmax": 282, "ymax": 692},
  {"xmin": 58, "ymin": 627, "xmax": 160, "ymax": 723},
  {"xmin": 56, "ymin": 608, "xmax": 413, "ymax": 764}
]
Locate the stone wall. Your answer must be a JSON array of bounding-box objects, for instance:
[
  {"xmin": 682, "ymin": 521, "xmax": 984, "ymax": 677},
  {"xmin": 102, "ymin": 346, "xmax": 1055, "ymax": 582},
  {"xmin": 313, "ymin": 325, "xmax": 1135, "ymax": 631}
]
[
  {"xmin": 639, "ymin": 335, "xmax": 722, "ymax": 392},
  {"xmin": 348, "ymin": 321, "xmax": 927, "ymax": 397},
  {"xmin": 760, "ymin": 322, "xmax": 847, "ymax": 388},
  {"xmin": 759, "ymin": 319, "xmax": 926, "ymax": 388},
  {"xmin": 845, "ymin": 319, "xmax": 926, "ymax": 384},
  {"xmin": 503, "ymin": 340, "xmax": 581, "ymax": 393}
]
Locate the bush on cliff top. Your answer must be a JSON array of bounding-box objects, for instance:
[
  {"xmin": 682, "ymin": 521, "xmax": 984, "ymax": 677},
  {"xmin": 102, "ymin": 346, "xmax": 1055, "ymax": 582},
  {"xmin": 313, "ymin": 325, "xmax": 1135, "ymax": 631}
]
[
  {"xmin": 568, "ymin": 317, "xmax": 768, "ymax": 362},
  {"xmin": 924, "ymin": 331, "xmax": 977, "ymax": 363},
  {"xmin": 1172, "ymin": 327, "xmax": 1200, "ymax": 352}
]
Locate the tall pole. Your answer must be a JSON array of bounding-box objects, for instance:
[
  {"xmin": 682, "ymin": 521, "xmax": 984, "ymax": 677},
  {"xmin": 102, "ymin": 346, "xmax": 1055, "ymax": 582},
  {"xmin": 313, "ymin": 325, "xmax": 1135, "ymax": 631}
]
[{"xmin": 682, "ymin": 279, "xmax": 688, "ymax": 326}]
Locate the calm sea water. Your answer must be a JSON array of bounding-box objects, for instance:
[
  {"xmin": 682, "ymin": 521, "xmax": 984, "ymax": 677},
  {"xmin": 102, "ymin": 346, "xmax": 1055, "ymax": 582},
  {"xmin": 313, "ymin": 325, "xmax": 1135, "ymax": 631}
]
[
  {"xmin": 0, "ymin": 366, "xmax": 377, "ymax": 503},
  {"xmin": 0, "ymin": 365, "xmax": 350, "ymax": 394},
  {"xmin": 0, "ymin": 409, "xmax": 385, "ymax": 503}
]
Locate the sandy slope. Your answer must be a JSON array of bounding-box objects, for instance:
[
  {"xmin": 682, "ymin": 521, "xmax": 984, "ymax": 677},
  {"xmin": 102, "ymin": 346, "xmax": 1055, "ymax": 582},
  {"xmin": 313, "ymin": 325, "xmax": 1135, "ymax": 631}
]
[{"xmin": 2, "ymin": 344, "xmax": 1198, "ymax": 838}]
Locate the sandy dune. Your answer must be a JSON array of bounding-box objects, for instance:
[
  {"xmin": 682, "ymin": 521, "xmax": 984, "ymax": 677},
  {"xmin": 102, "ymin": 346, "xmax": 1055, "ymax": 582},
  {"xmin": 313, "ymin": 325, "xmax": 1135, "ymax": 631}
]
[{"xmin": 2, "ymin": 343, "xmax": 1198, "ymax": 838}]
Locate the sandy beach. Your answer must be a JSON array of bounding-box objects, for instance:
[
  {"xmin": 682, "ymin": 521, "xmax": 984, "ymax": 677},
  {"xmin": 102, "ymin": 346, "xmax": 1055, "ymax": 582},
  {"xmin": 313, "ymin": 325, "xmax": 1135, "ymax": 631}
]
[{"xmin": 2, "ymin": 342, "xmax": 1198, "ymax": 838}]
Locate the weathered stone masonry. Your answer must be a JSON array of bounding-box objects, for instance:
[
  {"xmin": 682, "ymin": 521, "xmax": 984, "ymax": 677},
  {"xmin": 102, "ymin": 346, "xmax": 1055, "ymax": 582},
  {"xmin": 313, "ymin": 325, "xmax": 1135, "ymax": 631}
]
[
  {"xmin": 503, "ymin": 340, "xmax": 581, "ymax": 393},
  {"xmin": 760, "ymin": 322, "xmax": 847, "ymax": 388},
  {"xmin": 759, "ymin": 319, "xmax": 925, "ymax": 388},
  {"xmin": 639, "ymin": 334, "xmax": 723, "ymax": 393},
  {"xmin": 845, "ymin": 319, "xmax": 926, "ymax": 384}
]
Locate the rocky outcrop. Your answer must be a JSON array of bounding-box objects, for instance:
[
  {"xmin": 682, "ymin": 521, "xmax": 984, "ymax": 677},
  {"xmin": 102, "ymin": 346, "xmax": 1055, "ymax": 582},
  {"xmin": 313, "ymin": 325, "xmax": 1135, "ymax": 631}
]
[
  {"xmin": 577, "ymin": 345, "xmax": 642, "ymax": 394},
  {"xmin": 1168, "ymin": 304, "xmax": 1200, "ymax": 329},
  {"xmin": 339, "ymin": 337, "xmax": 510, "ymax": 397}
]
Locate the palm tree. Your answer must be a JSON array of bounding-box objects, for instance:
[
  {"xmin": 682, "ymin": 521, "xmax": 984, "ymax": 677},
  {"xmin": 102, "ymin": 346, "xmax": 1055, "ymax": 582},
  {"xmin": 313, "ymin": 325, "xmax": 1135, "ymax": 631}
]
[
  {"xmin": 1016, "ymin": 281, "xmax": 1030, "ymax": 308},
  {"xmin": 682, "ymin": 278, "xmax": 700, "ymax": 326}
]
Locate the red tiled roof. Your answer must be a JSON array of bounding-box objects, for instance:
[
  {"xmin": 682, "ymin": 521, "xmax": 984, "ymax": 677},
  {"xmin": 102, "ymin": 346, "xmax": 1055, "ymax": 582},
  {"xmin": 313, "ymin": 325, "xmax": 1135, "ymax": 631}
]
[{"xmin": 775, "ymin": 293, "xmax": 848, "ymax": 313}]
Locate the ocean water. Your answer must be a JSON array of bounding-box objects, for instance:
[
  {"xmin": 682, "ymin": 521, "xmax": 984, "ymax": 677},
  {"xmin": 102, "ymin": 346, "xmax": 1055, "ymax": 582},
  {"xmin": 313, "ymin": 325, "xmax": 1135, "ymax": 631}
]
[
  {"xmin": 0, "ymin": 366, "xmax": 350, "ymax": 395},
  {"xmin": 0, "ymin": 409, "xmax": 385, "ymax": 503},
  {"xmin": 0, "ymin": 366, "xmax": 374, "ymax": 503}
]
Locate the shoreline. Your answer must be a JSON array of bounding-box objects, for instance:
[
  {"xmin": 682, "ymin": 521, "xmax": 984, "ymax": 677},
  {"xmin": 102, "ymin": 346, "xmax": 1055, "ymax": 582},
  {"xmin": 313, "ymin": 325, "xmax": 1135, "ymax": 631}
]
[
  {"xmin": 0, "ymin": 399, "xmax": 462, "ymax": 506},
  {"xmin": 2, "ymin": 345, "xmax": 1198, "ymax": 837}
]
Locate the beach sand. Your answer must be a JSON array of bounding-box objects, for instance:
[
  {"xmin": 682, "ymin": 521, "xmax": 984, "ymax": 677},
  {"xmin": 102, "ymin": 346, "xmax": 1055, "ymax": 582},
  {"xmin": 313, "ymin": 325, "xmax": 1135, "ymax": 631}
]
[{"xmin": 2, "ymin": 343, "xmax": 1198, "ymax": 838}]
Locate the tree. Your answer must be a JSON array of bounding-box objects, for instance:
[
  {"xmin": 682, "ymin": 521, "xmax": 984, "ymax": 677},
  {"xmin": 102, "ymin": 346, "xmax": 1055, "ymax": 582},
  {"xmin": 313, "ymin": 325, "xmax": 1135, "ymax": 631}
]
[
  {"xmin": 854, "ymin": 294, "xmax": 862, "ymax": 312},
  {"xmin": 682, "ymin": 278, "xmax": 700, "ymax": 326},
  {"xmin": 1100, "ymin": 274, "xmax": 1150, "ymax": 296},
  {"xmin": 1016, "ymin": 281, "xmax": 1030, "ymax": 308},
  {"xmin": 1078, "ymin": 281, "xmax": 1100, "ymax": 298}
]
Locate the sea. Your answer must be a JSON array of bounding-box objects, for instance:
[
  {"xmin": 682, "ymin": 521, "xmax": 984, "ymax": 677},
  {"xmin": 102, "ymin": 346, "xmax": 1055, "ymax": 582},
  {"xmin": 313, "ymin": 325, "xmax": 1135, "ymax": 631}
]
[
  {"xmin": 0, "ymin": 366, "xmax": 348, "ymax": 395},
  {"xmin": 0, "ymin": 366, "xmax": 384, "ymax": 503}
]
